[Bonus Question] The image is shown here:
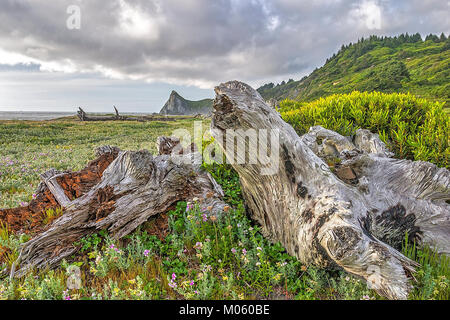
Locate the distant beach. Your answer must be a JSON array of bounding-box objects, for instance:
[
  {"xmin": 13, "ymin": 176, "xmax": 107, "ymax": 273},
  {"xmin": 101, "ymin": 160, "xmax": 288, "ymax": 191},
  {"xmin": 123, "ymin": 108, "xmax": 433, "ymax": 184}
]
[{"xmin": 0, "ymin": 111, "xmax": 149, "ymax": 121}]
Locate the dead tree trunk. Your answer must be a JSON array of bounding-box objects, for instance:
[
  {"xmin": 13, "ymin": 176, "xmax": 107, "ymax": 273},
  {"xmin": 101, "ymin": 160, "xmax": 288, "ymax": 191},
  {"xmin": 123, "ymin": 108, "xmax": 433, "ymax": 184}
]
[
  {"xmin": 76, "ymin": 107, "xmax": 194, "ymax": 122},
  {"xmin": 211, "ymin": 81, "xmax": 449, "ymax": 300},
  {"xmin": 8, "ymin": 140, "xmax": 226, "ymax": 278}
]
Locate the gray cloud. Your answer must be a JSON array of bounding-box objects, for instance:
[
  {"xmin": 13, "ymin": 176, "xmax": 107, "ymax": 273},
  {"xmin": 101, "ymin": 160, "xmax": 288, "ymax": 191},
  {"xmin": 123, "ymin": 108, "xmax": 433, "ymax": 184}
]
[{"xmin": 0, "ymin": 0, "xmax": 448, "ymax": 89}]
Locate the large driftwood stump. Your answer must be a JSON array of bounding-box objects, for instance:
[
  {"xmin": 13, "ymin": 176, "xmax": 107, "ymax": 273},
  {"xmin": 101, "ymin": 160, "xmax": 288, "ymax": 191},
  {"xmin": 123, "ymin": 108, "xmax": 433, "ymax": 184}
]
[
  {"xmin": 211, "ymin": 81, "xmax": 449, "ymax": 300},
  {"xmin": 8, "ymin": 140, "xmax": 226, "ymax": 278}
]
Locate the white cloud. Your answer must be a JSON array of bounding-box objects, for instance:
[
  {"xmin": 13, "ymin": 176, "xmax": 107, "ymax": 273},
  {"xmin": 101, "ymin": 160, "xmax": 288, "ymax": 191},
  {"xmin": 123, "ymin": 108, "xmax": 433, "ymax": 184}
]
[
  {"xmin": 0, "ymin": 0, "xmax": 448, "ymax": 91},
  {"xmin": 267, "ymin": 15, "xmax": 280, "ymax": 31},
  {"xmin": 350, "ymin": 0, "xmax": 382, "ymax": 30},
  {"xmin": 0, "ymin": 48, "xmax": 38, "ymax": 66},
  {"xmin": 117, "ymin": 0, "xmax": 163, "ymax": 39}
]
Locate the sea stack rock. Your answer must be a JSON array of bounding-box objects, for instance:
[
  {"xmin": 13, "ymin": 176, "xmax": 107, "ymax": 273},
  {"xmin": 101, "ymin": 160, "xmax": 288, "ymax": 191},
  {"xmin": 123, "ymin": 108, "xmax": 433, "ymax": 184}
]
[{"xmin": 159, "ymin": 90, "xmax": 213, "ymax": 115}]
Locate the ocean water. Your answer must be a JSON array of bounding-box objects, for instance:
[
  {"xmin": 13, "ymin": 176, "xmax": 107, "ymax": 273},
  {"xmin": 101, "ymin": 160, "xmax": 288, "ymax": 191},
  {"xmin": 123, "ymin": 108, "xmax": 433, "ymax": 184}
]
[
  {"xmin": 0, "ymin": 111, "xmax": 149, "ymax": 121},
  {"xmin": 0, "ymin": 111, "xmax": 74, "ymax": 120}
]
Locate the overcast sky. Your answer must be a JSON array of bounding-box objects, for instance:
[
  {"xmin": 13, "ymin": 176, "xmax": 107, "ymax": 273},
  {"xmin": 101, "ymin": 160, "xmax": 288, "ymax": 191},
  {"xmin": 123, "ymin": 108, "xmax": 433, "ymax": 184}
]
[{"xmin": 0, "ymin": 0, "xmax": 448, "ymax": 113}]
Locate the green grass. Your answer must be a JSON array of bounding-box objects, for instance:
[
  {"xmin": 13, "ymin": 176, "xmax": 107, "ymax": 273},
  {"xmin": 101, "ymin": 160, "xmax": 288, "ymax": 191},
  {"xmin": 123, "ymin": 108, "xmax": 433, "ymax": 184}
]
[
  {"xmin": 0, "ymin": 117, "xmax": 448, "ymax": 300},
  {"xmin": 402, "ymin": 233, "xmax": 449, "ymax": 300},
  {"xmin": 0, "ymin": 118, "xmax": 200, "ymax": 209}
]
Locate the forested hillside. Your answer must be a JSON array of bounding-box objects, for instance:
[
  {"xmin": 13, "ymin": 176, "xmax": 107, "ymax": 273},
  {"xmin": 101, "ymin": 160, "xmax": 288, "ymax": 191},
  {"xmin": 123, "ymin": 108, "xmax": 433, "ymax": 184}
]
[{"xmin": 258, "ymin": 33, "xmax": 449, "ymax": 107}]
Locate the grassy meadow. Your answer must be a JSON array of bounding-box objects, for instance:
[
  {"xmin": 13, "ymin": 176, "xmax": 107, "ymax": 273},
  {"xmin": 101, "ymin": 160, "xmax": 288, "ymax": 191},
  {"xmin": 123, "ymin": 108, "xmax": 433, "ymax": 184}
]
[
  {"xmin": 0, "ymin": 118, "xmax": 199, "ymax": 209},
  {"xmin": 0, "ymin": 116, "xmax": 449, "ymax": 300}
]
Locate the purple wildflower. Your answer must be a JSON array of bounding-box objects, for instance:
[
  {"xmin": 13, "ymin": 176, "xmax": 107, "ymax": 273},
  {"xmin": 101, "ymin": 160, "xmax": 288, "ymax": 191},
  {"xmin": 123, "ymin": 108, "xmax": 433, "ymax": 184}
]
[{"xmin": 194, "ymin": 242, "xmax": 203, "ymax": 250}]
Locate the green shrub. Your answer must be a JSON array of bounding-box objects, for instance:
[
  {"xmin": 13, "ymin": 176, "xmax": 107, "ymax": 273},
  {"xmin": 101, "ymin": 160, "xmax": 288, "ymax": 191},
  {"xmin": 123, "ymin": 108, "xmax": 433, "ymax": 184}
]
[{"xmin": 280, "ymin": 91, "xmax": 449, "ymax": 168}]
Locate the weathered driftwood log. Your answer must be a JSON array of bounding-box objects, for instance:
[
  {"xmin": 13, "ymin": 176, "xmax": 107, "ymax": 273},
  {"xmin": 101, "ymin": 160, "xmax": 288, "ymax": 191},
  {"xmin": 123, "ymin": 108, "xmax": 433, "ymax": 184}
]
[
  {"xmin": 0, "ymin": 147, "xmax": 119, "ymax": 235},
  {"xmin": 77, "ymin": 107, "xmax": 127, "ymax": 121},
  {"xmin": 10, "ymin": 140, "xmax": 226, "ymax": 278},
  {"xmin": 211, "ymin": 81, "xmax": 449, "ymax": 300},
  {"xmin": 77, "ymin": 106, "xmax": 195, "ymax": 122}
]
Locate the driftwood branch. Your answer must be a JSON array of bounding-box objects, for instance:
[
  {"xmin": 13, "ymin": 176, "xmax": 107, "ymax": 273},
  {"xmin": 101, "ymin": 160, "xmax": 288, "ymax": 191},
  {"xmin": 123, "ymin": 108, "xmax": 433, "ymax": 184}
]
[
  {"xmin": 211, "ymin": 81, "xmax": 449, "ymax": 300},
  {"xmin": 76, "ymin": 106, "xmax": 201, "ymax": 122},
  {"xmin": 4, "ymin": 141, "xmax": 226, "ymax": 278},
  {"xmin": 40, "ymin": 170, "xmax": 72, "ymax": 208}
]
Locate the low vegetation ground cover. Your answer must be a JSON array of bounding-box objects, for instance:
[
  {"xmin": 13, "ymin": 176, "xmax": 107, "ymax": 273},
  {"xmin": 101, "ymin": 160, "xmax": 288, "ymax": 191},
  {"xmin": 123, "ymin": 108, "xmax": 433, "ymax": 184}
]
[
  {"xmin": 280, "ymin": 91, "xmax": 449, "ymax": 168},
  {"xmin": 0, "ymin": 114, "xmax": 448, "ymax": 300}
]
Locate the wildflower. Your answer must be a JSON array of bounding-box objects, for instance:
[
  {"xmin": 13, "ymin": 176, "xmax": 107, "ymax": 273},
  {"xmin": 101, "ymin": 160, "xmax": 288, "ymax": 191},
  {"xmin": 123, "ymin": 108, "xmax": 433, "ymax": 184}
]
[
  {"xmin": 113, "ymin": 288, "xmax": 120, "ymax": 295},
  {"xmin": 222, "ymin": 275, "xmax": 228, "ymax": 281},
  {"xmin": 194, "ymin": 242, "xmax": 203, "ymax": 250},
  {"xmin": 207, "ymin": 206, "xmax": 213, "ymax": 211},
  {"xmin": 223, "ymin": 206, "xmax": 230, "ymax": 212},
  {"xmin": 242, "ymin": 248, "xmax": 247, "ymax": 255},
  {"xmin": 203, "ymin": 265, "xmax": 212, "ymax": 272},
  {"xmin": 256, "ymin": 247, "xmax": 262, "ymax": 251},
  {"xmin": 345, "ymin": 276, "xmax": 350, "ymax": 281},
  {"xmin": 128, "ymin": 279, "xmax": 136, "ymax": 285},
  {"xmin": 32, "ymin": 194, "xmax": 37, "ymax": 199},
  {"xmin": 210, "ymin": 215, "xmax": 217, "ymax": 222},
  {"xmin": 192, "ymin": 197, "xmax": 199, "ymax": 202},
  {"xmin": 301, "ymin": 266, "xmax": 307, "ymax": 272},
  {"xmin": 202, "ymin": 213, "xmax": 208, "ymax": 222},
  {"xmin": 361, "ymin": 295, "xmax": 371, "ymax": 300},
  {"xmin": 256, "ymin": 262, "xmax": 261, "ymax": 266},
  {"xmin": 169, "ymin": 274, "xmax": 177, "ymax": 288},
  {"xmin": 273, "ymin": 273, "xmax": 283, "ymax": 281},
  {"xmin": 196, "ymin": 253, "xmax": 203, "ymax": 259},
  {"xmin": 63, "ymin": 289, "xmax": 71, "ymax": 300},
  {"xmin": 186, "ymin": 203, "xmax": 194, "ymax": 212},
  {"xmin": 143, "ymin": 249, "xmax": 150, "ymax": 257},
  {"xmin": 231, "ymin": 248, "xmax": 237, "ymax": 254},
  {"xmin": 189, "ymin": 280, "xmax": 195, "ymax": 286}
]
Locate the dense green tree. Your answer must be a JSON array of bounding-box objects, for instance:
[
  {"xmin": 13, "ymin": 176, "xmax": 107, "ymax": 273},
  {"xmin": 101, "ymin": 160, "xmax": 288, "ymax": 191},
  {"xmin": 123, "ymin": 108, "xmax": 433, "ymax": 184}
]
[{"xmin": 257, "ymin": 33, "xmax": 449, "ymax": 109}]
